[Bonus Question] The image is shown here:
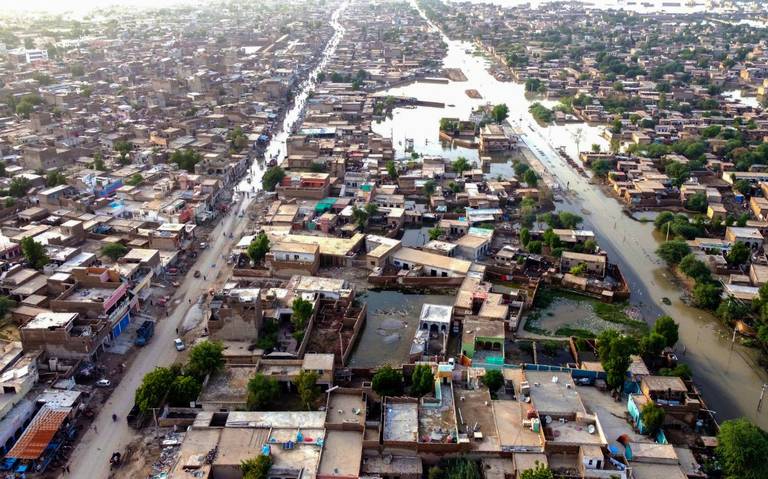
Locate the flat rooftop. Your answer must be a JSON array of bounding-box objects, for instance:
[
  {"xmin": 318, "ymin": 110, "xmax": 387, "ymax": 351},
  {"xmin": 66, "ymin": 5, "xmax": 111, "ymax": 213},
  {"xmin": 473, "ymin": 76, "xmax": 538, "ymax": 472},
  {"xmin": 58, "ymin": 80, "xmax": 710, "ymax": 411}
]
[
  {"xmin": 326, "ymin": 392, "xmax": 365, "ymax": 427},
  {"xmin": 383, "ymin": 401, "xmax": 418, "ymax": 443},
  {"xmin": 492, "ymin": 400, "xmax": 544, "ymax": 452},
  {"xmin": 525, "ymin": 371, "xmax": 586, "ymax": 417},
  {"xmin": 317, "ymin": 430, "xmax": 362, "ymax": 477},
  {"xmin": 25, "ymin": 312, "xmax": 77, "ymax": 330}
]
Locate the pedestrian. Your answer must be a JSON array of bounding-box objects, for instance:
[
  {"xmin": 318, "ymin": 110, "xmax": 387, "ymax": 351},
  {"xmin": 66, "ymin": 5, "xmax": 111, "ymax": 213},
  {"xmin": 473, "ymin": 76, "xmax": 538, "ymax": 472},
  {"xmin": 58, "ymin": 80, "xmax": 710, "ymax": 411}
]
[
  {"xmin": 66, "ymin": 466, "xmax": 70, "ymax": 473},
  {"xmin": 175, "ymin": 327, "xmax": 179, "ymax": 334}
]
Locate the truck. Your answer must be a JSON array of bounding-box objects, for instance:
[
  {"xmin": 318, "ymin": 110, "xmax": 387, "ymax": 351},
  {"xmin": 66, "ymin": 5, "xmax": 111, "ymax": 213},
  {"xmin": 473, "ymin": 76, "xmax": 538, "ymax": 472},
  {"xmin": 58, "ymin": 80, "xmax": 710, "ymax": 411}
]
[{"xmin": 134, "ymin": 320, "xmax": 155, "ymax": 346}]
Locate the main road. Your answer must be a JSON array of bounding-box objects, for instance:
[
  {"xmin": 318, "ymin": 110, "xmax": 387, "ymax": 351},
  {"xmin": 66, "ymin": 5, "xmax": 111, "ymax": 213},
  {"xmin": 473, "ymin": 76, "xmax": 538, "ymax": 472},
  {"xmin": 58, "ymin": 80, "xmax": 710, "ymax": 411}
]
[{"xmin": 63, "ymin": 2, "xmax": 348, "ymax": 477}]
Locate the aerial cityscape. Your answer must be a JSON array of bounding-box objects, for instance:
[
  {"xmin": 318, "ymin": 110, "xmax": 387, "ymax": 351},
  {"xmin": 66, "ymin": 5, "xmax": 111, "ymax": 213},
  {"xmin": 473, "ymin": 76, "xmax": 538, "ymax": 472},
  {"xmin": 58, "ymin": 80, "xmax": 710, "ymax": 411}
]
[{"xmin": 0, "ymin": 0, "xmax": 767, "ymax": 478}]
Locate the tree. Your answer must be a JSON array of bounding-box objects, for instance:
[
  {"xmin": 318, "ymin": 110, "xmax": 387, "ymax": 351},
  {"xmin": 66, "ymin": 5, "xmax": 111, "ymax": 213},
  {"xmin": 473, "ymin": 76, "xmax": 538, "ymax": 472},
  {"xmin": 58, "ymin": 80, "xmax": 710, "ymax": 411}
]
[
  {"xmin": 247, "ymin": 232, "xmax": 270, "ymax": 264},
  {"xmin": 452, "ymin": 157, "xmax": 471, "ymax": 176},
  {"xmin": 227, "ymin": 127, "xmax": 248, "ymax": 152},
  {"xmin": 584, "ymin": 238, "xmax": 597, "ymax": 253},
  {"xmin": 246, "ymin": 373, "xmax": 280, "ymax": 410},
  {"xmin": 686, "ymin": 192, "xmax": 707, "ymax": 212},
  {"xmin": 295, "ymin": 370, "xmax": 320, "ymax": 410},
  {"xmin": 639, "ymin": 332, "xmax": 666, "ymax": 359},
  {"xmin": 590, "ymin": 159, "xmax": 611, "ymax": 178},
  {"xmin": 15, "ymin": 101, "xmax": 34, "ymax": 118},
  {"xmin": 351, "ymin": 206, "xmax": 369, "ymax": 228},
  {"xmin": 126, "ymin": 173, "xmax": 143, "ymax": 186},
  {"xmin": 291, "ymin": 297, "xmax": 313, "ymax": 331},
  {"xmin": 169, "ymin": 149, "xmax": 201, "ymax": 172},
  {"xmin": 428, "ymin": 227, "xmax": 443, "ymax": 241},
  {"xmin": 8, "ymin": 177, "xmax": 31, "ymax": 198},
  {"xmin": 678, "ymin": 254, "xmax": 711, "ymax": 282},
  {"xmin": 520, "ymin": 462, "xmax": 554, "ymax": 479},
  {"xmin": 490, "ymin": 103, "xmax": 509, "ymax": 123},
  {"xmin": 513, "ymin": 162, "xmax": 530, "ymax": 177},
  {"xmin": 46, "ymin": 170, "xmax": 67, "ymax": 187},
  {"xmin": 262, "ymin": 166, "xmax": 285, "ymax": 192},
  {"xmin": 410, "ymin": 364, "xmax": 434, "ymax": 397},
  {"xmin": 640, "ymin": 402, "xmax": 665, "ymax": 435},
  {"xmin": 597, "ymin": 330, "xmax": 636, "ymax": 391},
  {"xmin": 135, "ymin": 367, "xmax": 174, "ymax": 413},
  {"xmin": 187, "ymin": 340, "xmax": 225, "ymax": 379},
  {"xmin": 523, "ymin": 169, "xmax": 538, "ymax": 187},
  {"xmin": 93, "ymin": 154, "xmax": 106, "ymax": 171},
  {"xmin": 717, "ymin": 418, "xmax": 768, "ymax": 479},
  {"xmin": 423, "ymin": 179, "xmax": 437, "ymax": 199},
  {"xmin": 569, "ymin": 263, "xmax": 587, "ymax": 276},
  {"xmin": 482, "ymin": 369, "xmax": 504, "ymax": 395},
  {"xmin": 386, "ymin": 160, "xmax": 398, "ymax": 179},
  {"xmin": 558, "ymin": 211, "xmax": 583, "ymax": 229},
  {"xmin": 734, "ymin": 179, "xmax": 751, "ymax": 196},
  {"xmin": 371, "ymin": 365, "xmax": 403, "ymax": 397},
  {"xmin": 526, "ymin": 240, "xmax": 543, "ymax": 254},
  {"xmin": 727, "ymin": 241, "xmax": 751, "ymax": 265},
  {"xmin": 20, "ymin": 237, "xmax": 49, "ymax": 270},
  {"xmin": 364, "ymin": 202, "xmax": 379, "ymax": 218},
  {"xmin": 652, "ymin": 316, "xmax": 679, "ymax": 348},
  {"xmin": 241, "ymin": 455, "xmax": 273, "ymax": 479},
  {"xmin": 0, "ymin": 296, "xmax": 16, "ymax": 319},
  {"xmin": 446, "ymin": 459, "xmax": 481, "ymax": 479},
  {"xmin": 659, "ymin": 363, "xmax": 693, "ymax": 379},
  {"xmin": 101, "ymin": 242, "xmax": 128, "ymax": 261},
  {"xmin": 656, "ymin": 240, "xmax": 690, "ymax": 265},
  {"xmin": 168, "ymin": 375, "xmax": 202, "ymax": 406},
  {"xmin": 692, "ymin": 282, "xmax": 722, "ymax": 310},
  {"xmin": 520, "ymin": 228, "xmax": 531, "ymax": 246}
]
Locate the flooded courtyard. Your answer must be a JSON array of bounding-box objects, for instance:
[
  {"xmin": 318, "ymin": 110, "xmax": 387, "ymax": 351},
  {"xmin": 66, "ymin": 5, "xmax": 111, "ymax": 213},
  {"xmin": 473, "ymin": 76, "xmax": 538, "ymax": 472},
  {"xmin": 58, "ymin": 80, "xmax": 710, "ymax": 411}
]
[{"xmin": 348, "ymin": 290, "xmax": 454, "ymax": 368}]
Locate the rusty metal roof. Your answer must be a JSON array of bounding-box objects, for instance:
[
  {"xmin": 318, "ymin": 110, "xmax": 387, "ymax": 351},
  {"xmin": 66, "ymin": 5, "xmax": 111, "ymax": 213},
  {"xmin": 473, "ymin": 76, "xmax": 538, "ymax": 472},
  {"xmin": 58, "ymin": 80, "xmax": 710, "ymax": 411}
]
[{"xmin": 7, "ymin": 406, "xmax": 70, "ymax": 460}]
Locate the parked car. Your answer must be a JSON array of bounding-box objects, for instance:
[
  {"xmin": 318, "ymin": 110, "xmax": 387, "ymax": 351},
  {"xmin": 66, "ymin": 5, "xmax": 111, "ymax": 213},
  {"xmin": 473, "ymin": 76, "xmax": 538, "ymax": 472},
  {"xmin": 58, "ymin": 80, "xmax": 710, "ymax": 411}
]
[
  {"xmin": 174, "ymin": 338, "xmax": 185, "ymax": 351},
  {"xmin": 95, "ymin": 379, "xmax": 112, "ymax": 388},
  {"xmin": 199, "ymin": 242, "xmax": 208, "ymax": 249}
]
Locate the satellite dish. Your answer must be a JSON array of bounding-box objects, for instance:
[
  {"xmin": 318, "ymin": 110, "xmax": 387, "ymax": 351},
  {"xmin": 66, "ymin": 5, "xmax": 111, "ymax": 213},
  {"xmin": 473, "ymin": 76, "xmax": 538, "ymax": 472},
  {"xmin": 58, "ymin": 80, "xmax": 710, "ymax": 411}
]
[{"xmin": 545, "ymin": 415, "xmax": 552, "ymax": 424}]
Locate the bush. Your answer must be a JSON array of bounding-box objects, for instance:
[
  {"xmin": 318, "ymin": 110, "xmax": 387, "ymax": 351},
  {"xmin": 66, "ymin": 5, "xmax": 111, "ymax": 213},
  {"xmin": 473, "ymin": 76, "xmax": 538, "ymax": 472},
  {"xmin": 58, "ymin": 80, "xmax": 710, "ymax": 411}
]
[{"xmin": 482, "ymin": 370, "xmax": 504, "ymax": 395}]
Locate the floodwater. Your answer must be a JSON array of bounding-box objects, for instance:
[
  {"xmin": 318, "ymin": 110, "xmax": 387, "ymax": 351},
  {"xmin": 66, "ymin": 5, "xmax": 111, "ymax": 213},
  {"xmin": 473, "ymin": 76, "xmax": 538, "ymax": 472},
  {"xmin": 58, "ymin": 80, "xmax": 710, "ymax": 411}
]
[
  {"xmin": 376, "ymin": 1, "xmax": 768, "ymax": 427},
  {"xmin": 348, "ymin": 291, "xmax": 454, "ymax": 368},
  {"xmin": 237, "ymin": 1, "xmax": 348, "ymax": 193}
]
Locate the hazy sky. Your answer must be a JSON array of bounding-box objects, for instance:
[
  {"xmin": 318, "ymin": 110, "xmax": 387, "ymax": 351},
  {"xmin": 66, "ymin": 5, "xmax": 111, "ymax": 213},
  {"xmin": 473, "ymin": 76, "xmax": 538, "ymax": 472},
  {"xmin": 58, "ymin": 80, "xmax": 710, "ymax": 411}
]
[{"xmin": 1, "ymin": 0, "xmax": 192, "ymax": 14}]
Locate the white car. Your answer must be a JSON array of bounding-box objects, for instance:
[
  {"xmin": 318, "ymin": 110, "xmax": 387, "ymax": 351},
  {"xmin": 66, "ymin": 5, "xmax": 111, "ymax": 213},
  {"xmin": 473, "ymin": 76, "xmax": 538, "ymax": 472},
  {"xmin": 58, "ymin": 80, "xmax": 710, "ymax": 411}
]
[
  {"xmin": 95, "ymin": 379, "xmax": 112, "ymax": 388},
  {"xmin": 174, "ymin": 338, "xmax": 186, "ymax": 351}
]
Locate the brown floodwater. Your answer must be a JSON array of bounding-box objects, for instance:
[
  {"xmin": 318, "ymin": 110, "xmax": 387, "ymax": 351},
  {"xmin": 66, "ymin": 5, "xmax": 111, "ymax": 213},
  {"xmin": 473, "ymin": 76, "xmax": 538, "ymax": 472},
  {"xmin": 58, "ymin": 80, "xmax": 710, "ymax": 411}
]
[{"xmin": 370, "ymin": 3, "xmax": 768, "ymax": 427}]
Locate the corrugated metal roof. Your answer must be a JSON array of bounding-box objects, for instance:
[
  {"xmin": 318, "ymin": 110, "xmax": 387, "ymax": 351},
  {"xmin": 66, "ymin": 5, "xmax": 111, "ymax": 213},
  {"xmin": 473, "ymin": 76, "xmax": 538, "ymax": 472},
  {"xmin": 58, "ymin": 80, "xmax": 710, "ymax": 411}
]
[{"xmin": 7, "ymin": 406, "xmax": 70, "ymax": 460}]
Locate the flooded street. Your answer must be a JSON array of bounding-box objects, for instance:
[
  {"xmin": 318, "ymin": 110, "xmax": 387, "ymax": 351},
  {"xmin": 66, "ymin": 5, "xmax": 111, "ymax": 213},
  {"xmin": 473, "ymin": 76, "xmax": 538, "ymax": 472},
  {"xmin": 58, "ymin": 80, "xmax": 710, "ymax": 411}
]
[
  {"xmin": 372, "ymin": 2, "xmax": 768, "ymax": 426},
  {"xmin": 237, "ymin": 1, "xmax": 348, "ymax": 193}
]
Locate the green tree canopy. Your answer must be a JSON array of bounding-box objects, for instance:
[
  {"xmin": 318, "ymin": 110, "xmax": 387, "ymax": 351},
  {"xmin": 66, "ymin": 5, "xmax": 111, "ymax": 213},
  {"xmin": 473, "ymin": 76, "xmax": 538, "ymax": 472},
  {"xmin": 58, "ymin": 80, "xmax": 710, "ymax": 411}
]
[
  {"xmin": 483, "ymin": 369, "xmax": 504, "ymax": 395},
  {"xmin": 170, "ymin": 149, "xmax": 201, "ymax": 172},
  {"xmin": 726, "ymin": 241, "xmax": 751, "ymax": 265},
  {"xmin": 186, "ymin": 340, "xmax": 225, "ymax": 379},
  {"xmin": 652, "ymin": 316, "xmax": 679, "ymax": 348},
  {"xmin": 372, "ymin": 365, "xmax": 403, "ymax": 397},
  {"xmin": 597, "ymin": 330, "xmax": 636, "ymax": 391},
  {"xmin": 692, "ymin": 282, "xmax": 722, "ymax": 310},
  {"xmin": 428, "ymin": 227, "xmax": 443, "ymax": 241},
  {"xmin": 386, "ymin": 160, "xmax": 398, "ymax": 179},
  {"xmin": 520, "ymin": 462, "xmax": 554, "ymax": 479},
  {"xmin": 135, "ymin": 367, "xmax": 175, "ymax": 413},
  {"xmin": 9, "ymin": 177, "xmax": 31, "ymax": 198},
  {"xmin": 247, "ymin": 232, "xmax": 270, "ymax": 264},
  {"xmin": 452, "ymin": 157, "xmax": 471, "ymax": 176},
  {"xmin": 295, "ymin": 370, "xmax": 320, "ymax": 410},
  {"xmin": 656, "ymin": 240, "xmax": 691, "ymax": 265},
  {"xmin": 241, "ymin": 454, "xmax": 273, "ymax": 479},
  {"xmin": 640, "ymin": 402, "xmax": 665, "ymax": 435},
  {"xmin": 491, "ymin": 103, "xmax": 509, "ymax": 123},
  {"xmin": 168, "ymin": 375, "xmax": 202, "ymax": 406},
  {"xmin": 46, "ymin": 170, "xmax": 67, "ymax": 187},
  {"xmin": 523, "ymin": 169, "xmax": 538, "ymax": 187},
  {"xmin": 291, "ymin": 297, "xmax": 313, "ymax": 332},
  {"xmin": 101, "ymin": 242, "xmax": 128, "ymax": 261},
  {"xmin": 262, "ymin": 166, "xmax": 285, "ymax": 192},
  {"xmin": 717, "ymin": 418, "xmax": 768, "ymax": 479},
  {"xmin": 410, "ymin": 364, "xmax": 434, "ymax": 397},
  {"xmin": 678, "ymin": 254, "xmax": 711, "ymax": 282},
  {"xmin": 246, "ymin": 373, "xmax": 280, "ymax": 410},
  {"xmin": 20, "ymin": 237, "xmax": 49, "ymax": 270}
]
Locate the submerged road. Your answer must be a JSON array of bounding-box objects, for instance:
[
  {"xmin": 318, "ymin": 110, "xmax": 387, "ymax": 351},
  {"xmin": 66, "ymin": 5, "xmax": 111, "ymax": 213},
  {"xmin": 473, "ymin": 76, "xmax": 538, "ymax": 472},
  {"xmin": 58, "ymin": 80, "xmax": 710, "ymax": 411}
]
[{"xmin": 64, "ymin": 3, "xmax": 349, "ymax": 477}]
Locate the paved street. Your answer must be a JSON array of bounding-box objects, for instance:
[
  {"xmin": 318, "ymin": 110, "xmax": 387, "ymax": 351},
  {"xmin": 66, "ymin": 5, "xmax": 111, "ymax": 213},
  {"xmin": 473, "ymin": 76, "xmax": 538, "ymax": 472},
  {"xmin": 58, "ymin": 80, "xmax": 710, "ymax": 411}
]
[{"xmin": 63, "ymin": 194, "xmax": 255, "ymax": 479}]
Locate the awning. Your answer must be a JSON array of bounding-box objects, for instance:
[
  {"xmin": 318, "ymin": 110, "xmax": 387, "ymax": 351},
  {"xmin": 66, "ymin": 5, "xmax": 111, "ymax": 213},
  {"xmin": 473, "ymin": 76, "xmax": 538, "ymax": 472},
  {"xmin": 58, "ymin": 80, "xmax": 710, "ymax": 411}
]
[{"xmin": 7, "ymin": 406, "xmax": 70, "ymax": 460}]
